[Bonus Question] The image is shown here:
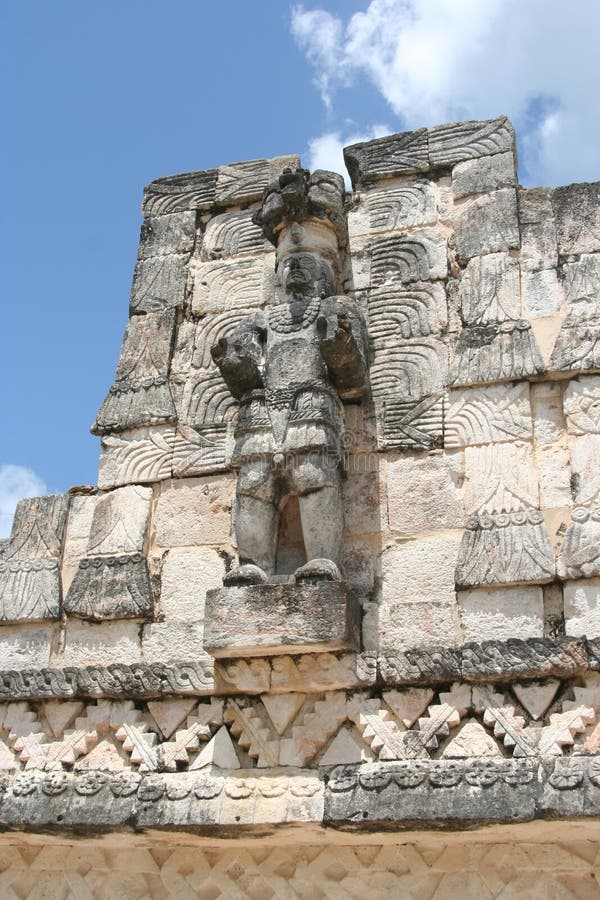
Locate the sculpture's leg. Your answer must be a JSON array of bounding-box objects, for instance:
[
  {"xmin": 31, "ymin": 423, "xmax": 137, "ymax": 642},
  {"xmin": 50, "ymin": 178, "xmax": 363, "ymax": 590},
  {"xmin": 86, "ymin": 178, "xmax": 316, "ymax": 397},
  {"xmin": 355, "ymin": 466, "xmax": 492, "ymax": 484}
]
[
  {"xmin": 292, "ymin": 452, "xmax": 344, "ymax": 582},
  {"xmin": 225, "ymin": 460, "xmax": 279, "ymax": 585}
]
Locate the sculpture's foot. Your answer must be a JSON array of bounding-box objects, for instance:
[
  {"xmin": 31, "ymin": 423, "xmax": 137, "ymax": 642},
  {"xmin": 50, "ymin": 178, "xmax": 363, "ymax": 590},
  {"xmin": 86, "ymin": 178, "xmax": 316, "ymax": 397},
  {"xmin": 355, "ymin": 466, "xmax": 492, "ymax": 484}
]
[
  {"xmin": 292, "ymin": 558, "xmax": 342, "ymax": 584},
  {"xmin": 223, "ymin": 564, "xmax": 269, "ymax": 587}
]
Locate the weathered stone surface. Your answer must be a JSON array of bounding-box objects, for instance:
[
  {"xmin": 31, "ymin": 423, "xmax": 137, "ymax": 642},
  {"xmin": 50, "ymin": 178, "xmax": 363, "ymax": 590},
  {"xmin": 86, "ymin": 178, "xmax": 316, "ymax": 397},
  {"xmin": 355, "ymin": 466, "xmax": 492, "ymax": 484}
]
[
  {"xmin": 458, "ymin": 587, "xmax": 544, "ymax": 641},
  {"xmin": 59, "ymin": 620, "xmax": 143, "ymax": 666},
  {"xmin": 564, "ymin": 579, "xmax": 600, "ymax": 638},
  {"xmin": 446, "ymin": 382, "xmax": 532, "ymax": 447},
  {"xmin": 154, "ymin": 475, "xmax": 233, "ymax": 548},
  {"xmin": 142, "ymin": 169, "xmax": 217, "ymax": 215},
  {"xmin": 455, "ymin": 512, "xmax": 555, "ymax": 588},
  {"xmin": 98, "ymin": 426, "xmax": 177, "ymax": 488},
  {"xmin": 550, "ymin": 312, "xmax": 600, "ymax": 374},
  {"xmin": 343, "ymin": 128, "xmax": 429, "ymax": 187},
  {"xmin": 204, "ymin": 583, "xmax": 360, "ymax": 657},
  {"xmin": 563, "ymin": 253, "xmax": 600, "ymax": 313},
  {"xmin": 552, "ymin": 182, "xmax": 600, "ymax": 255},
  {"xmin": 137, "ymin": 211, "xmax": 196, "ymax": 258},
  {"xmin": 170, "ymin": 370, "xmax": 237, "ymax": 429},
  {"xmin": 458, "ymin": 252, "xmax": 520, "ymax": 325},
  {"xmin": 64, "ymin": 553, "xmax": 153, "ymax": 620},
  {"xmin": 270, "ymin": 652, "xmax": 376, "ymax": 693},
  {"xmin": 379, "ymin": 393, "xmax": 445, "ymax": 449},
  {"xmin": 61, "ymin": 494, "xmax": 97, "ymax": 594},
  {"xmin": 367, "ymin": 281, "xmax": 447, "ymax": 342},
  {"xmin": 201, "ymin": 209, "xmax": 267, "ymax": 260},
  {"xmin": 0, "ymin": 625, "xmax": 54, "ymax": 670},
  {"xmin": 160, "ymin": 548, "xmax": 225, "ymax": 621},
  {"xmin": 370, "ymin": 338, "xmax": 448, "ymax": 400},
  {"xmin": 376, "ymin": 599, "xmax": 461, "ymax": 652},
  {"xmin": 452, "ymin": 151, "xmax": 516, "ymax": 199},
  {"xmin": 92, "ymin": 310, "xmax": 177, "ymax": 435},
  {"xmin": 0, "ymin": 559, "xmax": 61, "ymax": 622},
  {"xmin": 512, "ymin": 679, "xmax": 560, "ymax": 720},
  {"xmin": 564, "ymin": 375, "xmax": 600, "ymax": 435},
  {"xmin": 464, "ymin": 441, "xmax": 539, "ymax": 514},
  {"xmin": 191, "ymin": 255, "xmax": 274, "ymax": 315},
  {"xmin": 86, "ymin": 485, "xmax": 151, "ymax": 556},
  {"xmin": 450, "ymin": 321, "xmax": 545, "ymax": 386},
  {"xmin": 558, "ymin": 508, "xmax": 600, "ymax": 580},
  {"xmin": 215, "ymin": 155, "xmax": 300, "ymax": 205},
  {"xmin": 369, "ymin": 228, "xmax": 447, "ymax": 285},
  {"xmin": 348, "ymin": 179, "xmax": 437, "ymax": 237},
  {"xmin": 454, "ymin": 189, "xmax": 520, "ymax": 260},
  {"xmin": 142, "ymin": 622, "xmax": 209, "ymax": 664},
  {"xmin": 521, "ymin": 267, "xmax": 561, "ymax": 318},
  {"xmin": 379, "ymin": 537, "xmax": 461, "ymax": 606},
  {"xmin": 429, "ymin": 116, "xmax": 515, "ymax": 167},
  {"xmin": 387, "ymin": 454, "xmax": 464, "ymax": 535},
  {"xmin": 6, "ymin": 494, "xmax": 69, "ymax": 561},
  {"xmin": 567, "ymin": 432, "xmax": 600, "ymax": 506},
  {"xmin": 129, "ymin": 252, "xmax": 189, "ymax": 314},
  {"xmin": 518, "ymin": 187, "xmax": 558, "ymax": 271}
]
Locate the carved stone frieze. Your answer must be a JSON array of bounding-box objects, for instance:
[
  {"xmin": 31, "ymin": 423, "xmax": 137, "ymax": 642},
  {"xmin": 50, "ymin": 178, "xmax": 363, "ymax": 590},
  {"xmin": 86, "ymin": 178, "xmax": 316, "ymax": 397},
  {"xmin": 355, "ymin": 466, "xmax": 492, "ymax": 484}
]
[
  {"xmin": 449, "ymin": 321, "xmax": 545, "ymax": 387},
  {"xmin": 63, "ymin": 553, "xmax": 154, "ymax": 620}
]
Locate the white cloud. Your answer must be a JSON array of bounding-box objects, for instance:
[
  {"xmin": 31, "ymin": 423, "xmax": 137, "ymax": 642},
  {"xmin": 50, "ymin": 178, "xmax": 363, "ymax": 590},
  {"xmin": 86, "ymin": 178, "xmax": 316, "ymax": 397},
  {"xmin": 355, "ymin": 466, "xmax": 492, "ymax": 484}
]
[
  {"xmin": 292, "ymin": 0, "xmax": 600, "ymax": 186},
  {"xmin": 0, "ymin": 465, "xmax": 47, "ymax": 539},
  {"xmin": 307, "ymin": 125, "xmax": 390, "ymax": 186}
]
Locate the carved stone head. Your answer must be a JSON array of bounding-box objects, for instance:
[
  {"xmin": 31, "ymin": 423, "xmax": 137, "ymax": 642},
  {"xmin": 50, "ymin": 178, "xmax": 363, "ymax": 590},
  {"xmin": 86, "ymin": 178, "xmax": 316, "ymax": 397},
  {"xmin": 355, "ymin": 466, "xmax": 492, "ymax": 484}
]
[{"xmin": 277, "ymin": 252, "xmax": 335, "ymax": 302}]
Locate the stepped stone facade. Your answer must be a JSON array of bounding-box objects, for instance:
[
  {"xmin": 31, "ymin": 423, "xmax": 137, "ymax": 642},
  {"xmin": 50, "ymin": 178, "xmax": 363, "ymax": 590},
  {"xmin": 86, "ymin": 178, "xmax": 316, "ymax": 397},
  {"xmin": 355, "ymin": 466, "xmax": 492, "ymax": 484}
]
[{"xmin": 2, "ymin": 115, "xmax": 600, "ymax": 896}]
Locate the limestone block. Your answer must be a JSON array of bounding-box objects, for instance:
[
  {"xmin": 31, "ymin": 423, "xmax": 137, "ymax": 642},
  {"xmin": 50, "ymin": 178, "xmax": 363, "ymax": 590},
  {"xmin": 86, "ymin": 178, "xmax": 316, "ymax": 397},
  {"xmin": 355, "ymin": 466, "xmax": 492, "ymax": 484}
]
[
  {"xmin": 63, "ymin": 553, "xmax": 153, "ymax": 621},
  {"xmin": 458, "ymin": 252, "xmax": 520, "ymax": 324},
  {"xmin": 549, "ymin": 312, "xmax": 600, "ymax": 374},
  {"xmin": 532, "ymin": 382, "xmax": 566, "ymax": 444},
  {"xmin": 387, "ymin": 454, "xmax": 464, "ymax": 535},
  {"xmin": 214, "ymin": 658, "xmax": 270, "ymax": 694},
  {"xmin": 160, "ymin": 548, "xmax": 225, "ymax": 621},
  {"xmin": 61, "ymin": 495, "xmax": 97, "ymax": 592},
  {"xmin": 0, "ymin": 624, "xmax": 54, "ymax": 669},
  {"xmin": 98, "ymin": 426, "xmax": 177, "ymax": 489},
  {"xmin": 564, "ymin": 376, "xmax": 600, "ymax": 435},
  {"xmin": 0, "ymin": 559, "xmax": 61, "ymax": 622},
  {"xmin": 92, "ymin": 310, "xmax": 177, "ymax": 435},
  {"xmin": 564, "ymin": 579, "xmax": 600, "ymax": 637},
  {"xmin": 562, "ymin": 253, "xmax": 600, "ymax": 314},
  {"xmin": 568, "ymin": 433, "xmax": 600, "ymax": 505},
  {"xmin": 521, "ymin": 268, "xmax": 561, "ymax": 318},
  {"xmin": 464, "ymin": 442, "xmax": 539, "ymax": 515},
  {"xmin": 129, "ymin": 253, "xmax": 189, "ymax": 314},
  {"xmin": 552, "ymin": 182, "xmax": 600, "ymax": 255},
  {"xmin": 171, "ymin": 308, "xmax": 260, "ymax": 374},
  {"xmin": 455, "ymin": 512, "xmax": 555, "ymax": 588},
  {"xmin": 87, "ymin": 486, "xmax": 151, "ymax": 556},
  {"xmin": 454, "ymin": 189, "xmax": 520, "ymax": 260},
  {"xmin": 59, "ymin": 620, "xmax": 143, "ymax": 666},
  {"xmin": 142, "ymin": 622, "xmax": 209, "ymax": 663},
  {"xmin": 518, "ymin": 187, "xmax": 558, "ymax": 271},
  {"xmin": 154, "ymin": 475, "xmax": 234, "ymax": 548},
  {"xmin": 558, "ymin": 508, "xmax": 600, "ymax": 580},
  {"xmin": 531, "ymin": 382, "xmax": 571, "ymax": 509},
  {"xmin": 370, "ymin": 228, "xmax": 447, "ymax": 286},
  {"xmin": 512, "ymin": 680, "xmax": 560, "ymax": 720},
  {"xmin": 458, "ymin": 587, "xmax": 544, "ymax": 642},
  {"xmin": 348, "ymin": 179, "xmax": 437, "ymax": 238},
  {"xmin": 215, "ymin": 155, "xmax": 300, "ymax": 205},
  {"xmin": 428, "ymin": 116, "xmax": 515, "ymax": 167},
  {"xmin": 343, "ymin": 470, "xmax": 385, "ymax": 536},
  {"xmin": 6, "ymin": 494, "xmax": 69, "ymax": 561},
  {"xmin": 342, "ymin": 542, "xmax": 375, "ymax": 595},
  {"xmin": 450, "ymin": 321, "xmax": 545, "ymax": 387},
  {"xmin": 270, "ymin": 652, "xmax": 375, "ymax": 693},
  {"xmin": 368, "ymin": 282, "xmax": 447, "ymax": 344},
  {"xmin": 343, "ymin": 128, "xmax": 429, "ymax": 187},
  {"xmin": 379, "ymin": 393, "xmax": 445, "ymax": 450},
  {"xmin": 204, "ymin": 583, "xmax": 360, "ymax": 657},
  {"xmin": 446, "ymin": 382, "xmax": 532, "ymax": 448},
  {"xmin": 142, "ymin": 168, "xmax": 218, "ymax": 215},
  {"xmin": 137, "ymin": 212, "xmax": 196, "ymax": 258},
  {"xmin": 451, "ymin": 152, "xmax": 516, "ymax": 199},
  {"xmin": 378, "ymin": 599, "xmax": 461, "ymax": 651},
  {"xmin": 370, "ymin": 338, "xmax": 448, "ymax": 402},
  {"xmin": 172, "ymin": 425, "xmax": 231, "ymax": 478},
  {"xmin": 191, "ymin": 256, "xmax": 274, "ymax": 315},
  {"xmin": 201, "ymin": 209, "xmax": 267, "ymax": 260},
  {"xmin": 170, "ymin": 371, "xmax": 237, "ymax": 429},
  {"xmin": 379, "ymin": 536, "xmax": 461, "ymax": 606}
]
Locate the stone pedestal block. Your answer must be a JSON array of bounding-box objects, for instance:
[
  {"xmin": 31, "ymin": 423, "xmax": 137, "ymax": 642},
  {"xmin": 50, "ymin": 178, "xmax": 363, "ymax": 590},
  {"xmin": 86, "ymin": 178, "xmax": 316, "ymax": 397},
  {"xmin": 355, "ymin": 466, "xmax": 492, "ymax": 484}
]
[{"xmin": 204, "ymin": 583, "xmax": 359, "ymax": 658}]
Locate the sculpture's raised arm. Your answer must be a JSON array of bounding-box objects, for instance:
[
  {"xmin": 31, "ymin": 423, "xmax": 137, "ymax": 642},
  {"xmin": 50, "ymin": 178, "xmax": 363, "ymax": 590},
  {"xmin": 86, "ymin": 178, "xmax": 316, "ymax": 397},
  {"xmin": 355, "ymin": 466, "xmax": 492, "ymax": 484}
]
[
  {"xmin": 317, "ymin": 295, "xmax": 369, "ymax": 401},
  {"xmin": 210, "ymin": 313, "xmax": 266, "ymax": 400}
]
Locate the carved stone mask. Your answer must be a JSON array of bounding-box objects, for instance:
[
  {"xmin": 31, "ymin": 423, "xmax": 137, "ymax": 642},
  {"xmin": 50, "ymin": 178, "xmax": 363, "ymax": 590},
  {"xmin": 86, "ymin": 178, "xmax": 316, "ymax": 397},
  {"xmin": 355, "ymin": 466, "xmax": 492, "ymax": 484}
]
[{"xmin": 279, "ymin": 252, "xmax": 335, "ymax": 299}]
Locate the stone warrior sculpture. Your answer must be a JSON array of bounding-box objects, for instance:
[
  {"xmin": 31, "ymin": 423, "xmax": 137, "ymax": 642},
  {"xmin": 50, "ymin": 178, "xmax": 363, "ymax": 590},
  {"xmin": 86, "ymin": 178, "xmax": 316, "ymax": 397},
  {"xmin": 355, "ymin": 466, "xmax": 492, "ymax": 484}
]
[{"xmin": 211, "ymin": 167, "xmax": 369, "ymax": 586}]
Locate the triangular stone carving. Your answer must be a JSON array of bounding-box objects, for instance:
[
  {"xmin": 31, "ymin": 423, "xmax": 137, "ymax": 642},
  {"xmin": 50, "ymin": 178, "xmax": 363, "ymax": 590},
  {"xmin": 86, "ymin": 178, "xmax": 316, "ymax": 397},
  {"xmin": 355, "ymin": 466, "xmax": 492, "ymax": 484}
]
[
  {"xmin": 442, "ymin": 720, "xmax": 502, "ymax": 758},
  {"xmin": 43, "ymin": 702, "xmax": 85, "ymax": 739},
  {"xmin": 148, "ymin": 699, "xmax": 198, "ymax": 739},
  {"xmin": 190, "ymin": 726, "xmax": 240, "ymax": 770},
  {"xmin": 383, "ymin": 688, "xmax": 435, "ymax": 728},
  {"xmin": 513, "ymin": 681, "xmax": 560, "ymax": 720},
  {"xmin": 261, "ymin": 694, "xmax": 305, "ymax": 736},
  {"xmin": 320, "ymin": 727, "xmax": 369, "ymax": 766}
]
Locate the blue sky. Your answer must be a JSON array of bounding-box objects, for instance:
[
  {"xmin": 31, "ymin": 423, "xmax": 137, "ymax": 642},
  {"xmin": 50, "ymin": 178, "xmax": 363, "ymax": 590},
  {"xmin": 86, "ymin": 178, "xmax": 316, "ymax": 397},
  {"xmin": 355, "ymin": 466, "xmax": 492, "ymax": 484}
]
[{"xmin": 2, "ymin": 0, "xmax": 599, "ymax": 535}]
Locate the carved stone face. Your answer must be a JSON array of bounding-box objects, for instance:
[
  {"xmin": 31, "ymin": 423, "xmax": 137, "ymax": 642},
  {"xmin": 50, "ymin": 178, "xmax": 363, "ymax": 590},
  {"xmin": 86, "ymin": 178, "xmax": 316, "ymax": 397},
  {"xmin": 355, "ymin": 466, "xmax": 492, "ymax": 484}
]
[{"xmin": 279, "ymin": 252, "xmax": 334, "ymax": 300}]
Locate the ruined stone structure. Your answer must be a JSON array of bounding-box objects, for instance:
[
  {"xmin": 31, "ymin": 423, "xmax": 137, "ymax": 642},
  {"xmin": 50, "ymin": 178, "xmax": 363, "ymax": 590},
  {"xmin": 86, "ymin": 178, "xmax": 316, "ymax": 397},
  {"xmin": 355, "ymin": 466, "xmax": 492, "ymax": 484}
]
[{"xmin": 1, "ymin": 116, "xmax": 600, "ymax": 896}]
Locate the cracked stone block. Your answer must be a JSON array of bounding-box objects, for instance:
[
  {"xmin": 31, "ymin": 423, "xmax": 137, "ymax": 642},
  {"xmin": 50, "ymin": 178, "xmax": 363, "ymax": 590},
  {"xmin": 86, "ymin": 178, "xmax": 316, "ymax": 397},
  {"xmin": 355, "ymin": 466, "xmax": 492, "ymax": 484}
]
[
  {"xmin": 137, "ymin": 212, "xmax": 196, "ymax": 258},
  {"xmin": 58, "ymin": 620, "xmax": 143, "ymax": 666},
  {"xmin": 564, "ymin": 579, "xmax": 600, "ymax": 638},
  {"xmin": 458, "ymin": 586, "xmax": 544, "ymax": 642},
  {"xmin": 6, "ymin": 494, "xmax": 69, "ymax": 561},
  {"xmin": 142, "ymin": 168, "xmax": 218, "ymax": 216},
  {"xmin": 129, "ymin": 252, "xmax": 189, "ymax": 314},
  {"xmin": 64, "ymin": 553, "xmax": 153, "ymax": 621},
  {"xmin": 552, "ymin": 182, "xmax": 600, "ymax": 255},
  {"xmin": 379, "ymin": 537, "xmax": 461, "ymax": 606},
  {"xmin": 387, "ymin": 454, "xmax": 464, "ymax": 536},
  {"xmin": 428, "ymin": 116, "xmax": 515, "ymax": 167},
  {"xmin": 204, "ymin": 583, "xmax": 360, "ymax": 657},
  {"xmin": 343, "ymin": 128, "xmax": 429, "ymax": 187},
  {"xmin": 154, "ymin": 476, "xmax": 234, "ymax": 548},
  {"xmin": 452, "ymin": 152, "xmax": 516, "ymax": 199},
  {"xmin": 160, "ymin": 548, "xmax": 225, "ymax": 621},
  {"xmin": 0, "ymin": 624, "xmax": 55, "ymax": 669},
  {"xmin": 454, "ymin": 189, "xmax": 520, "ymax": 260},
  {"xmin": 86, "ymin": 485, "xmax": 152, "ymax": 556}
]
